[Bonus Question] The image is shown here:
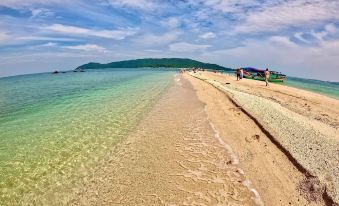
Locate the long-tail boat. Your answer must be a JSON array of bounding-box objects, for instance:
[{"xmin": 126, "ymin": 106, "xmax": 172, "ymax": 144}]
[{"xmin": 242, "ymin": 67, "xmax": 286, "ymax": 82}]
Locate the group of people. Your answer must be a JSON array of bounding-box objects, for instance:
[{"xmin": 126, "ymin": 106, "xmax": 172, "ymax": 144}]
[{"xmin": 236, "ymin": 68, "xmax": 270, "ymax": 86}]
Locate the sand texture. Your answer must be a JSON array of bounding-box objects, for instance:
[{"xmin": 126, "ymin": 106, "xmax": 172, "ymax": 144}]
[
  {"xmin": 64, "ymin": 75, "xmax": 262, "ymax": 205},
  {"xmin": 187, "ymin": 71, "xmax": 338, "ymax": 205},
  {"xmin": 17, "ymin": 72, "xmax": 338, "ymax": 205}
]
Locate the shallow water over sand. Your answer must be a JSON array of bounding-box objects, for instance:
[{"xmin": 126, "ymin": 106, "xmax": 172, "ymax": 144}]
[
  {"xmin": 0, "ymin": 70, "xmax": 260, "ymax": 205},
  {"xmin": 70, "ymin": 75, "xmax": 260, "ymax": 205},
  {"xmin": 0, "ymin": 69, "xmax": 173, "ymax": 204}
]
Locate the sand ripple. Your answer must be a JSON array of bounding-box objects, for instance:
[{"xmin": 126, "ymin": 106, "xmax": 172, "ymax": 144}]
[{"xmin": 67, "ymin": 76, "xmax": 260, "ymax": 206}]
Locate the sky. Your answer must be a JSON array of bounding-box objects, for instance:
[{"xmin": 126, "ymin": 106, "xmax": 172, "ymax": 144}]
[{"xmin": 0, "ymin": 0, "xmax": 338, "ymax": 81}]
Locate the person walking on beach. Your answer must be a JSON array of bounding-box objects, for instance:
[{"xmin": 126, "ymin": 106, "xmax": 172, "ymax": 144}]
[
  {"xmin": 240, "ymin": 68, "xmax": 244, "ymax": 80},
  {"xmin": 236, "ymin": 68, "xmax": 241, "ymax": 81},
  {"xmin": 265, "ymin": 68, "xmax": 270, "ymax": 86}
]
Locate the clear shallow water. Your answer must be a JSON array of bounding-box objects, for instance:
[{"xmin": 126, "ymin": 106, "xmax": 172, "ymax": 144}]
[
  {"xmin": 221, "ymin": 71, "xmax": 339, "ymax": 99},
  {"xmin": 284, "ymin": 77, "xmax": 339, "ymax": 99},
  {"xmin": 0, "ymin": 68, "xmax": 174, "ymax": 204}
]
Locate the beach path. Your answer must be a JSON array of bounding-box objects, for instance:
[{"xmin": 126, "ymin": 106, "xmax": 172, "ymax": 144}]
[{"xmin": 186, "ymin": 71, "xmax": 339, "ymax": 205}]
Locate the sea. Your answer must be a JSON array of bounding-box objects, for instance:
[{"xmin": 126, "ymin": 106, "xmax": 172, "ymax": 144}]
[
  {"xmin": 284, "ymin": 76, "xmax": 339, "ymax": 99},
  {"xmin": 0, "ymin": 68, "xmax": 174, "ymax": 204},
  {"xmin": 222, "ymin": 70, "xmax": 339, "ymax": 99}
]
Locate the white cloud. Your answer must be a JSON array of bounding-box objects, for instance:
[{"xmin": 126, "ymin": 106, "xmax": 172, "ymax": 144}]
[
  {"xmin": 311, "ymin": 23, "xmax": 339, "ymax": 41},
  {"xmin": 293, "ymin": 24, "xmax": 339, "ymax": 43},
  {"xmin": 199, "ymin": 32, "xmax": 216, "ymax": 39},
  {"xmin": 0, "ymin": 32, "xmax": 80, "ymax": 46},
  {"xmin": 63, "ymin": 44, "xmax": 108, "ymax": 52},
  {"xmin": 31, "ymin": 8, "xmax": 43, "ymax": 17},
  {"xmin": 17, "ymin": 36, "xmax": 80, "ymax": 42},
  {"xmin": 234, "ymin": 0, "xmax": 339, "ymax": 33},
  {"xmin": 0, "ymin": 0, "xmax": 70, "ymax": 8},
  {"xmin": 144, "ymin": 49, "xmax": 161, "ymax": 52},
  {"xmin": 160, "ymin": 17, "xmax": 181, "ymax": 28},
  {"xmin": 134, "ymin": 31, "xmax": 180, "ymax": 46},
  {"xmin": 45, "ymin": 24, "xmax": 137, "ymax": 40},
  {"xmin": 269, "ymin": 36, "xmax": 297, "ymax": 48},
  {"xmin": 0, "ymin": 32, "xmax": 11, "ymax": 43},
  {"xmin": 169, "ymin": 42, "xmax": 210, "ymax": 52},
  {"xmin": 311, "ymin": 30, "xmax": 327, "ymax": 41},
  {"xmin": 30, "ymin": 8, "xmax": 54, "ymax": 18},
  {"xmin": 202, "ymin": 0, "xmax": 259, "ymax": 13},
  {"xmin": 316, "ymin": 40, "xmax": 339, "ymax": 57},
  {"xmin": 106, "ymin": 0, "xmax": 156, "ymax": 10},
  {"xmin": 324, "ymin": 24, "xmax": 339, "ymax": 35},
  {"xmin": 294, "ymin": 32, "xmax": 309, "ymax": 43},
  {"xmin": 41, "ymin": 42, "xmax": 57, "ymax": 47}
]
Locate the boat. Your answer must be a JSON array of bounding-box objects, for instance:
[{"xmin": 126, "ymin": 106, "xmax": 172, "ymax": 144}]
[{"xmin": 242, "ymin": 67, "xmax": 286, "ymax": 82}]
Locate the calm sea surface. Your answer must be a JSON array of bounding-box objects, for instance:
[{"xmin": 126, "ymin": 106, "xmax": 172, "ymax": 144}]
[
  {"xmin": 222, "ymin": 71, "xmax": 339, "ymax": 99},
  {"xmin": 284, "ymin": 76, "xmax": 339, "ymax": 99},
  {"xmin": 0, "ymin": 68, "xmax": 174, "ymax": 204}
]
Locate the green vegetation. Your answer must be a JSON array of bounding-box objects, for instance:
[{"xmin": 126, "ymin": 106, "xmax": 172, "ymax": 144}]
[{"xmin": 76, "ymin": 58, "xmax": 232, "ymax": 71}]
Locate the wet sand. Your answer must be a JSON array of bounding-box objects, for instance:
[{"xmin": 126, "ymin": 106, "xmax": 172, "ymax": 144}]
[
  {"xmin": 186, "ymin": 71, "xmax": 338, "ymax": 205},
  {"xmin": 69, "ymin": 75, "xmax": 261, "ymax": 205}
]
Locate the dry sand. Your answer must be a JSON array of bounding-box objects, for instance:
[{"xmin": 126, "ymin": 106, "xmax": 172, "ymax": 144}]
[{"xmin": 186, "ymin": 71, "xmax": 338, "ymax": 205}]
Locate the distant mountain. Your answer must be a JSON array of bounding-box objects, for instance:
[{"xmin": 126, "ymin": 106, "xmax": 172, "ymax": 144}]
[{"xmin": 76, "ymin": 58, "xmax": 232, "ymax": 71}]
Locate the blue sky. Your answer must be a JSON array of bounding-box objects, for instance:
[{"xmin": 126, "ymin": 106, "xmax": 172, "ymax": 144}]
[{"xmin": 0, "ymin": 0, "xmax": 338, "ymax": 81}]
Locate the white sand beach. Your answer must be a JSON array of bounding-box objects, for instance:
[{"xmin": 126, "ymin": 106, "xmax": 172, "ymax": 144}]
[
  {"xmin": 186, "ymin": 71, "xmax": 339, "ymax": 205},
  {"xmin": 61, "ymin": 72, "xmax": 339, "ymax": 206}
]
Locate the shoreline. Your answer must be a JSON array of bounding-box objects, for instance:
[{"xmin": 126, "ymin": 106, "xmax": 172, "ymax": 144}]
[
  {"xmin": 283, "ymin": 79, "xmax": 339, "ymax": 100},
  {"xmin": 68, "ymin": 72, "xmax": 338, "ymax": 205},
  {"xmin": 69, "ymin": 72, "xmax": 337, "ymax": 205},
  {"xmin": 221, "ymin": 71, "xmax": 339, "ymax": 100},
  {"xmin": 185, "ymin": 71, "xmax": 338, "ymax": 205},
  {"xmin": 69, "ymin": 74, "xmax": 262, "ymax": 205},
  {"xmin": 6, "ymin": 71, "xmax": 337, "ymax": 205}
]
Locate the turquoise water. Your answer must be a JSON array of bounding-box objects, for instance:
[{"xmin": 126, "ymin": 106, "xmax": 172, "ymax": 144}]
[
  {"xmin": 0, "ymin": 68, "xmax": 174, "ymax": 204},
  {"xmin": 284, "ymin": 77, "xmax": 339, "ymax": 99},
  {"xmin": 221, "ymin": 71, "xmax": 339, "ymax": 99}
]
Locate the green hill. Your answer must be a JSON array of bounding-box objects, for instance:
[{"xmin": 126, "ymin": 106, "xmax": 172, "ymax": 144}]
[{"xmin": 76, "ymin": 58, "xmax": 232, "ymax": 71}]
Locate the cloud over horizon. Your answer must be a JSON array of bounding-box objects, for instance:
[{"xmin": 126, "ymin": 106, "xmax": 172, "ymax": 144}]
[{"xmin": 0, "ymin": 0, "xmax": 338, "ymax": 81}]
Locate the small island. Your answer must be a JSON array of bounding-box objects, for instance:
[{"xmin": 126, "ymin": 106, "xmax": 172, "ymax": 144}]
[{"xmin": 75, "ymin": 58, "xmax": 232, "ymax": 71}]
